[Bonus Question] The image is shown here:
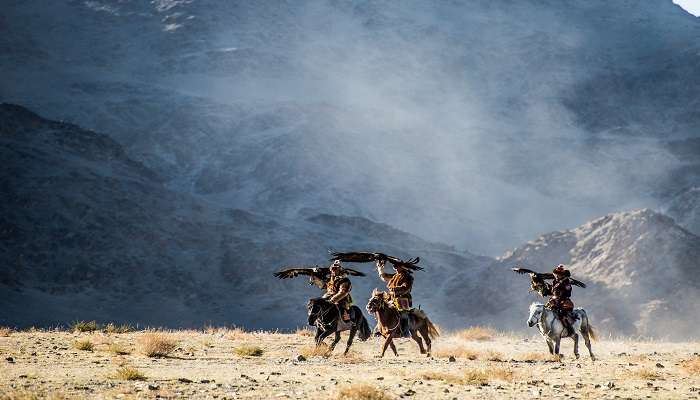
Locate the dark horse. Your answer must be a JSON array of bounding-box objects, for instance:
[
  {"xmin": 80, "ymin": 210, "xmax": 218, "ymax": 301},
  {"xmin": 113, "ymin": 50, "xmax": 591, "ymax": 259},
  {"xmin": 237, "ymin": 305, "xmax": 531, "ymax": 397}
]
[
  {"xmin": 307, "ymin": 298, "xmax": 371, "ymax": 355},
  {"xmin": 366, "ymin": 290, "xmax": 439, "ymax": 358}
]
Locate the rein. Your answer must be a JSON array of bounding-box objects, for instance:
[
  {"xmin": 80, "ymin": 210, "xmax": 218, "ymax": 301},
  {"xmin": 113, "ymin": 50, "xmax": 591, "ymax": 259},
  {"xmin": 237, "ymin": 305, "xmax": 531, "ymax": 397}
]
[
  {"xmin": 312, "ymin": 300, "xmax": 339, "ymax": 330},
  {"xmin": 373, "ymin": 299, "xmax": 401, "ymax": 332}
]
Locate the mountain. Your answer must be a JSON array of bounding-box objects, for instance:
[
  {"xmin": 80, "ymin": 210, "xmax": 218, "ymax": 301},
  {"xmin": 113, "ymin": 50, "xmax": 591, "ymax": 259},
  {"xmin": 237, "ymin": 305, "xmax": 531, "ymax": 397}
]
[
  {"xmin": 2, "ymin": 1, "xmax": 699, "ymax": 254},
  {"xmin": 451, "ymin": 209, "xmax": 700, "ymax": 339},
  {"xmin": 664, "ymin": 186, "xmax": 700, "ymax": 235},
  {"xmin": 0, "ymin": 104, "xmax": 490, "ymax": 329}
]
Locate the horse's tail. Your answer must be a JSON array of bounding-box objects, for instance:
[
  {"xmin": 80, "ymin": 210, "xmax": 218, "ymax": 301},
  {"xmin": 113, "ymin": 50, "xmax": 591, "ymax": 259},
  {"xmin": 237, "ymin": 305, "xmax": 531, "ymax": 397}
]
[
  {"xmin": 578, "ymin": 310, "xmax": 598, "ymax": 342},
  {"xmin": 412, "ymin": 309, "xmax": 439, "ymax": 339},
  {"xmin": 585, "ymin": 323, "xmax": 598, "ymax": 342},
  {"xmin": 424, "ymin": 316, "xmax": 440, "ymax": 339},
  {"xmin": 357, "ymin": 315, "xmax": 371, "ymax": 341}
]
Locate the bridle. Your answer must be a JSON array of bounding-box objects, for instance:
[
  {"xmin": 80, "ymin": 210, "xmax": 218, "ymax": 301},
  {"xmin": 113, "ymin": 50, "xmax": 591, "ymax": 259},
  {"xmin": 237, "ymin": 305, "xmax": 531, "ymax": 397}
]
[
  {"xmin": 368, "ymin": 295, "xmax": 401, "ymax": 332},
  {"xmin": 309, "ymin": 299, "xmax": 338, "ymax": 329}
]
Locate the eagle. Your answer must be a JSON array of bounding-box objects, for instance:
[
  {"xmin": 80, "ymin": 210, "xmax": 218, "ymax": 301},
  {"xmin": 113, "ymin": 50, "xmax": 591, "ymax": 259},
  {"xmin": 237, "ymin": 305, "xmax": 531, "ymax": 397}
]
[
  {"xmin": 273, "ymin": 266, "xmax": 366, "ymax": 288},
  {"xmin": 330, "ymin": 252, "xmax": 423, "ymax": 271},
  {"xmin": 512, "ymin": 267, "xmax": 586, "ymax": 297}
]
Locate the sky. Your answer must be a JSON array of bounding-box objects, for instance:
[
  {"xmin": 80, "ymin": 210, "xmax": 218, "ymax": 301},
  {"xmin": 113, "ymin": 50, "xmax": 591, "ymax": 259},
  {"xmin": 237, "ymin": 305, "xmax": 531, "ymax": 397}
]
[{"xmin": 674, "ymin": 0, "xmax": 700, "ymax": 15}]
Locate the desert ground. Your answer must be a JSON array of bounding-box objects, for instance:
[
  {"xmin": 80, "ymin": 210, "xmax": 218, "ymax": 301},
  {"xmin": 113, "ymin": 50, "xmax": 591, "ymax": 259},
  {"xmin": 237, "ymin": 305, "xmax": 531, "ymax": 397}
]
[{"xmin": 1, "ymin": 324, "xmax": 699, "ymax": 400}]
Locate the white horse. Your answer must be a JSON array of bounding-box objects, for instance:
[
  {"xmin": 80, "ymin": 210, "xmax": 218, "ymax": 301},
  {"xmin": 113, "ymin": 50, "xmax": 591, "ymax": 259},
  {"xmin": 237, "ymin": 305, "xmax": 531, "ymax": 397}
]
[{"xmin": 527, "ymin": 302, "xmax": 596, "ymax": 360}]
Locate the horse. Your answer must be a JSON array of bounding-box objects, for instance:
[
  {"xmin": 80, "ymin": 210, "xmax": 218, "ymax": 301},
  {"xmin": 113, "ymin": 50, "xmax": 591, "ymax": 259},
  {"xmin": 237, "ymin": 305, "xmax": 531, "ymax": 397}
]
[
  {"xmin": 307, "ymin": 297, "xmax": 371, "ymax": 355},
  {"xmin": 365, "ymin": 290, "xmax": 439, "ymax": 358},
  {"xmin": 527, "ymin": 302, "xmax": 596, "ymax": 361}
]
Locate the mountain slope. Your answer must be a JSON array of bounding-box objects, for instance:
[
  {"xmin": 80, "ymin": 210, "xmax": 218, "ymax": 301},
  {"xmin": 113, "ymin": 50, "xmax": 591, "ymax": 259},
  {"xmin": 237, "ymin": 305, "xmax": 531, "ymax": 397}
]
[
  {"xmin": 664, "ymin": 186, "xmax": 700, "ymax": 236},
  {"xmin": 0, "ymin": 104, "xmax": 490, "ymax": 329},
  {"xmin": 448, "ymin": 209, "xmax": 700, "ymax": 338},
  {"xmin": 2, "ymin": 1, "xmax": 699, "ymax": 254}
]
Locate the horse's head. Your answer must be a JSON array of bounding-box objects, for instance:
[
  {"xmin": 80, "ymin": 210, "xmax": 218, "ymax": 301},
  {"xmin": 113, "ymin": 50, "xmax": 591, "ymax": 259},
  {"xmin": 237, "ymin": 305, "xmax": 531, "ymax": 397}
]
[
  {"xmin": 366, "ymin": 289, "xmax": 388, "ymax": 313},
  {"xmin": 307, "ymin": 298, "xmax": 321, "ymax": 325},
  {"xmin": 527, "ymin": 303, "xmax": 544, "ymax": 327}
]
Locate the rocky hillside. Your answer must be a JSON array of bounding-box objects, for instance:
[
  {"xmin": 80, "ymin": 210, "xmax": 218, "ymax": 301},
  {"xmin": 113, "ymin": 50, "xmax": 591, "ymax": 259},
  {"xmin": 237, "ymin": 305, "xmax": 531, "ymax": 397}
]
[
  {"xmin": 0, "ymin": 104, "xmax": 489, "ymax": 329},
  {"xmin": 2, "ymin": 1, "xmax": 699, "ymax": 254},
  {"xmin": 450, "ymin": 209, "xmax": 700, "ymax": 339}
]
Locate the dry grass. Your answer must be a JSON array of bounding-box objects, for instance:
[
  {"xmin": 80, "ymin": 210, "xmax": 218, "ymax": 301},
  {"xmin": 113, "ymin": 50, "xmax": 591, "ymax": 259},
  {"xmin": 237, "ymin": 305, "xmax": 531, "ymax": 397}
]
[
  {"xmin": 107, "ymin": 343, "xmax": 131, "ymax": 355},
  {"xmin": 453, "ymin": 326, "xmax": 498, "ymax": 341},
  {"xmin": 299, "ymin": 342, "xmax": 330, "ymax": 358},
  {"xmin": 335, "ymin": 384, "xmax": 394, "ymax": 400},
  {"xmin": 463, "ymin": 367, "xmax": 514, "ymax": 385},
  {"xmin": 682, "ymin": 357, "xmax": 700, "ymax": 375},
  {"xmin": 296, "ymin": 327, "xmax": 315, "ymax": 337},
  {"xmin": 485, "ymin": 350, "xmax": 505, "ymax": 362},
  {"xmin": 0, "ymin": 390, "xmax": 69, "ymax": 400},
  {"xmin": 433, "ymin": 345, "xmax": 479, "ymax": 360},
  {"xmin": 113, "ymin": 366, "xmax": 146, "ymax": 381},
  {"xmin": 71, "ymin": 320, "xmax": 99, "ymax": 333},
  {"xmin": 335, "ymin": 350, "xmax": 366, "ymax": 364},
  {"xmin": 419, "ymin": 371, "xmax": 464, "ymax": 384},
  {"xmin": 631, "ymin": 368, "xmax": 663, "ymax": 380},
  {"xmin": 516, "ymin": 351, "xmax": 559, "ymax": 362},
  {"xmin": 138, "ymin": 332, "xmax": 178, "ymax": 357},
  {"xmin": 104, "ymin": 323, "xmax": 131, "ymax": 334},
  {"xmin": 419, "ymin": 367, "xmax": 514, "ymax": 385},
  {"xmin": 227, "ymin": 327, "xmax": 250, "ymax": 340},
  {"xmin": 233, "ymin": 345, "xmax": 264, "ymax": 357},
  {"xmin": 73, "ymin": 339, "xmax": 94, "ymax": 351},
  {"xmin": 0, "ymin": 327, "xmax": 13, "ymax": 337}
]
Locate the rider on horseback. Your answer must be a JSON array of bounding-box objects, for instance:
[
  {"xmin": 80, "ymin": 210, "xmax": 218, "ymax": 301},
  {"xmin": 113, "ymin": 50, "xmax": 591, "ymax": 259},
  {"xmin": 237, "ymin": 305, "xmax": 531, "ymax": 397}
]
[
  {"xmin": 323, "ymin": 260, "xmax": 353, "ymax": 322},
  {"xmin": 545, "ymin": 265, "xmax": 576, "ymax": 334},
  {"xmin": 376, "ymin": 259, "xmax": 414, "ymax": 335}
]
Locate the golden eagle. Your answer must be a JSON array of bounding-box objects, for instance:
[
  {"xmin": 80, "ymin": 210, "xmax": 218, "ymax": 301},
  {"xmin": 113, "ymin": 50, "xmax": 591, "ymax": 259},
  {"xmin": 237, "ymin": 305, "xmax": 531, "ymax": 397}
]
[
  {"xmin": 273, "ymin": 266, "xmax": 366, "ymax": 288},
  {"xmin": 330, "ymin": 252, "xmax": 423, "ymax": 271},
  {"xmin": 512, "ymin": 267, "xmax": 586, "ymax": 297}
]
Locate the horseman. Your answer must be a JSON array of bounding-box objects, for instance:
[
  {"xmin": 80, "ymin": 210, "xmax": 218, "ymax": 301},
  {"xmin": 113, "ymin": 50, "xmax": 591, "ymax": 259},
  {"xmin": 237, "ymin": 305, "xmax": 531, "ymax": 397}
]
[
  {"xmin": 376, "ymin": 259, "xmax": 414, "ymax": 335},
  {"xmin": 322, "ymin": 260, "xmax": 354, "ymax": 322},
  {"xmin": 545, "ymin": 265, "xmax": 576, "ymax": 334}
]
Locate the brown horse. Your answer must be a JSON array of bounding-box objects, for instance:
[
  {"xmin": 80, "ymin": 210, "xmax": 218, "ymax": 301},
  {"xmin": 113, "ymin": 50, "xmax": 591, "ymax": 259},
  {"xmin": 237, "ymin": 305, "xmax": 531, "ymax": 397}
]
[{"xmin": 366, "ymin": 290, "xmax": 439, "ymax": 358}]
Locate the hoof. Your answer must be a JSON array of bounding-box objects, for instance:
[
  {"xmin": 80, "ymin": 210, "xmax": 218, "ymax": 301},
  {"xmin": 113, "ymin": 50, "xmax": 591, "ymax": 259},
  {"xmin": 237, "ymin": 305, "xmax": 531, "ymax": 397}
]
[{"xmin": 575, "ymin": 354, "xmax": 580, "ymax": 360}]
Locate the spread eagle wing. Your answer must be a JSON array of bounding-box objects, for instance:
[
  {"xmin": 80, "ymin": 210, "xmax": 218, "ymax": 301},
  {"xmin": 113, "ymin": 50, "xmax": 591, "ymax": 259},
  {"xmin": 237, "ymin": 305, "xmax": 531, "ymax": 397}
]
[
  {"xmin": 511, "ymin": 268, "xmax": 553, "ymax": 280},
  {"xmin": 570, "ymin": 278, "xmax": 587, "ymax": 288},
  {"xmin": 273, "ymin": 266, "xmax": 329, "ymax": 280},
  {"xmin": 330, "ymin": 252, "xmax": 388, "ymax": 263},
  {"xmin": 330, "ymin": 251, "xmax": 423, "ymax": 271},
  {"xmin": 512, "ymin": 267, "xmax": 586, "ymax": 288},
  {"xmin": 273, "ymin": 266, "xmax": 366, "ymax": 280}
]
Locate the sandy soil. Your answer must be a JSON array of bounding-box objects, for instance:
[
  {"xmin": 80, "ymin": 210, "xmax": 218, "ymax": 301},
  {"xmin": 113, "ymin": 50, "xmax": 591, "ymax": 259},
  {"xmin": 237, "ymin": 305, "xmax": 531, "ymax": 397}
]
[{"xmin": 1, "ymin": 327, "xmax": 699, "ymax": 399}]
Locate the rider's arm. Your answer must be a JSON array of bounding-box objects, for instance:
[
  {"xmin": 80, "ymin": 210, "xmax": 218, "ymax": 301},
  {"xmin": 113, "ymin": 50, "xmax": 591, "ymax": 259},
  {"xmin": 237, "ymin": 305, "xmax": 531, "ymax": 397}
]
[
  {"xmin": 329, "ymin": 282, "xmax": 350, "ymax": 303},
  {"xmin": 376, "ymin": 261, "xmax": 394, "ymax": 282}
]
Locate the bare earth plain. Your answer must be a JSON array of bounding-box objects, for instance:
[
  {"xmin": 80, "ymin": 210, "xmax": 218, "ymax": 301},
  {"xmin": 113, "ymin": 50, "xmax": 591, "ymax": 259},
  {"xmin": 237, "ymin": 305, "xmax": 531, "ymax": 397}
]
[{"xmin": 1, "ymin": 326, "xmax": 699, "ymax": 400}]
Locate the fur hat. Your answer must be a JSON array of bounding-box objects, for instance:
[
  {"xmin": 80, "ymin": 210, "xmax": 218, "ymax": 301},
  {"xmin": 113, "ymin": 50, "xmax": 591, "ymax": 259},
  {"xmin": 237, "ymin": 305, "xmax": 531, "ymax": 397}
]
[{"xmin": 552, "ymin": 264, "xmax": 571, "ymax": 277}]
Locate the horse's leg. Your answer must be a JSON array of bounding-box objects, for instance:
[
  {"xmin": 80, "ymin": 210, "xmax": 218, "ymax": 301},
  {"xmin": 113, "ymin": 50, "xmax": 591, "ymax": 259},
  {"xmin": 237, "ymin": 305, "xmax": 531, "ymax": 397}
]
[
  {"xmin": 410, "ymin": 330, "xmax": 425, "ymax": 355},
  {"xmin": 326, "ymin": 331, "xmax": 341, "ymax": 356},
  {"xmin": 314, "ymin": 327, "xmax": 322, "ymax": 345},
  {"xmin": 317, "ymin": 329, "xmax": 334, "ymax": 346},
  {"xmin": 343, "ymin": 326, "xmax": 357, "ymax": 355},
  {"xmin": 582, "ymin": 321, "xmax": 595, "ymax": 361},
  {"xmin": 422, "ymin": 326, "xmax": 432, "ymax": 357},
  {"xmin": 381, "ymin": 332, "xmax": 395, "ymax": 358},
  {"xmin": 554, "ymin": 334, "xmax": 562, "ymax": 360},
  {"xmin": 389, "ymin": 340, "xmax": 399, "ymax": 357},
  {"xmin": 572, "ymin": 333, "xmax": 580, "ymax": 359}
]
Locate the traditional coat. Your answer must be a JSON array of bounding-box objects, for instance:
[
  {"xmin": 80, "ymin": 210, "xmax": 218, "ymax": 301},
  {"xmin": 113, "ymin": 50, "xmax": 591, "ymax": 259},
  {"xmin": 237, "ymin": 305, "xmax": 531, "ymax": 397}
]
[
  {"xmin": 382, "ymin": 270, "xmax": 413, "ymax": 311},
  {"xmin": 324, "ymin": 274, "xmax": 352, "ymax": 309},
  {"xmin": 546, "ymin": 277, "xmax": 574, "ymax": 312}
]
